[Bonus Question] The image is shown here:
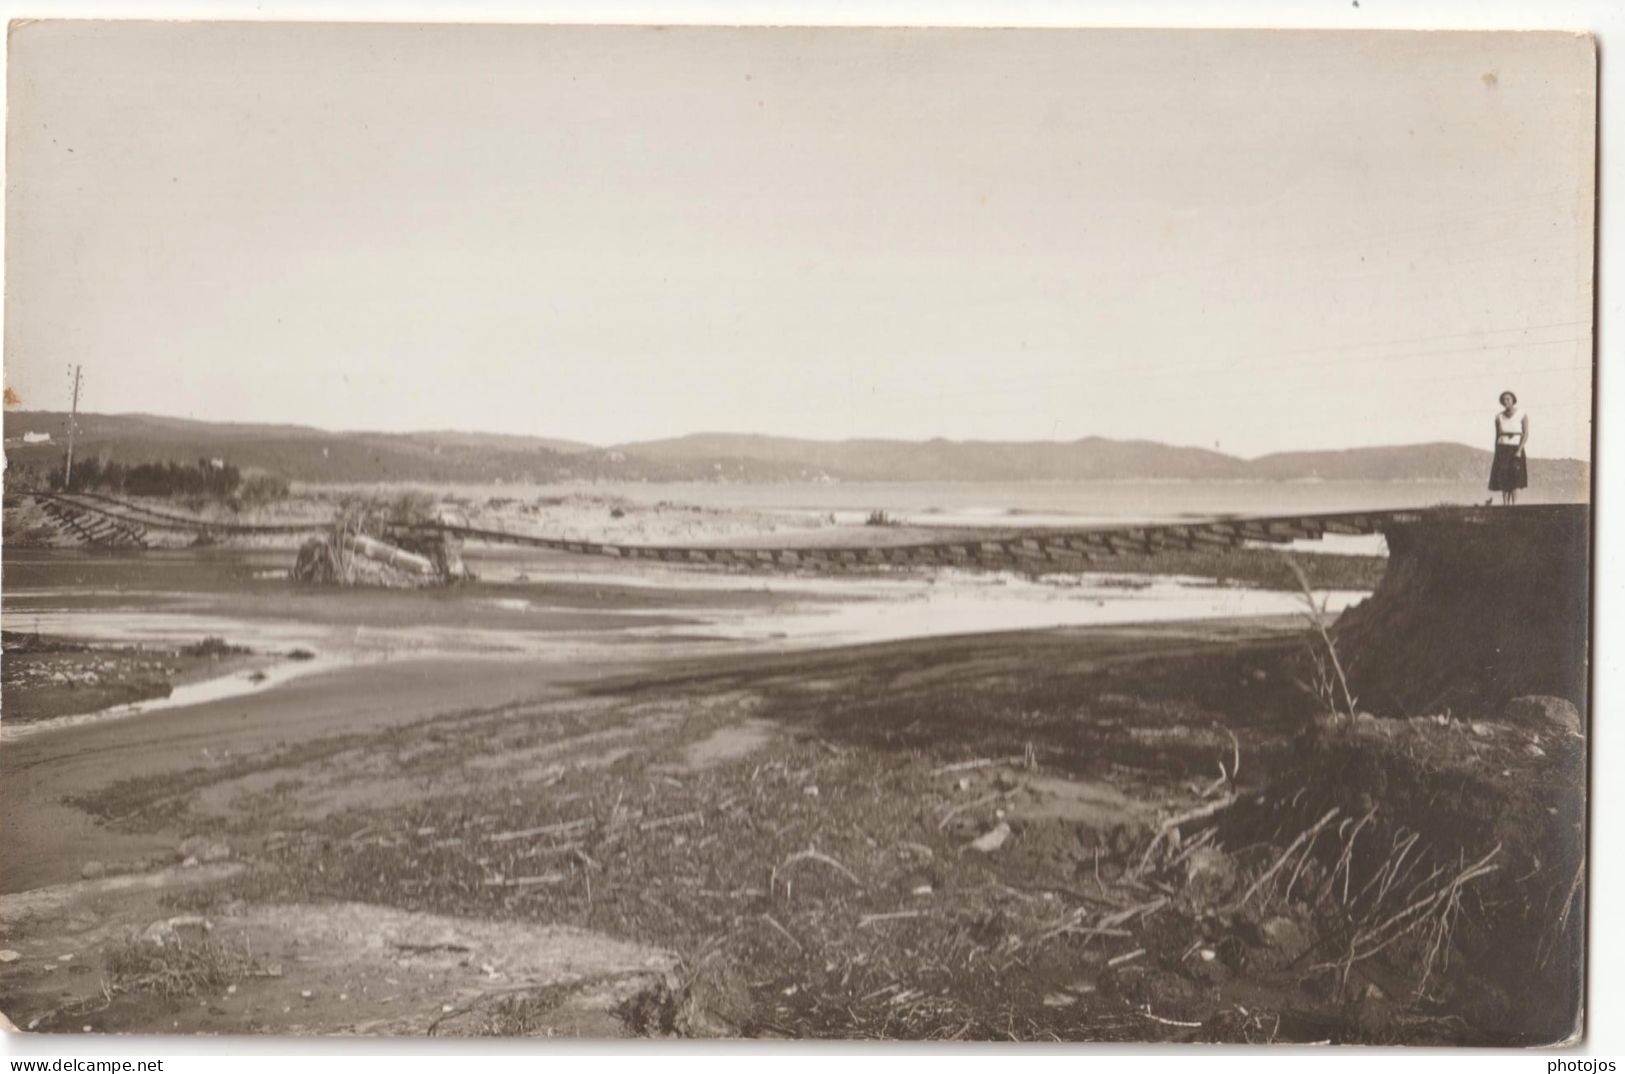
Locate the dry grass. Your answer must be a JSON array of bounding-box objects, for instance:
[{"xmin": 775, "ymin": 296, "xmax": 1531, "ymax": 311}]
[
  {"xmin": 1175, "ymin": 705, "xmax": 1582, "ymax": 1038},
  {"xmin": 103, "ymin": 935, "xmax": 261, "ymax": 1000},
  {"xmin": 1283, "ymin": 554, "xmax": 1358, "ymax": 721},
  {"xmin": 1209, "ymin": 798, "xmax": 1504, "ymax": 1002}
]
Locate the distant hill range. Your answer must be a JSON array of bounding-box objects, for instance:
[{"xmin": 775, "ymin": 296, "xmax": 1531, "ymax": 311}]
[{"xmin": 2, "ymin": 411, "xmax": 1592, "ymax": 488}]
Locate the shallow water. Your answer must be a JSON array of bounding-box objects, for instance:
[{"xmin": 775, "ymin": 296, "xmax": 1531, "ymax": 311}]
[
  {"xmin": 628, "ymin": 570, "xmax": 1368, "ymax": 646},
  {"xmin": 2, "ymin": 545, "xmax": 1372, "ymax": 739},
  {"xmin": 0, "ymin": 656, "xmax": 345, "ymax": 742}
]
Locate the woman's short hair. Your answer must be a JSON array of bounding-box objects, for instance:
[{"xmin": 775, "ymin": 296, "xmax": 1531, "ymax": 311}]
[{"xmin": 1499, "ymin": 390, "xmax": 1518, "ymax": 405}]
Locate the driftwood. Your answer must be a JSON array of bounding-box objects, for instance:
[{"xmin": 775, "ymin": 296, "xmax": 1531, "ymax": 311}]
[
  {"xmin": 760, "ymin": 913, "xmax": 804, "ymax": 952},
  {"xmin": 938, "ymin": 791, "xmax": 1003, "ymax": 831},
  {"xmin": 639, "ymin": 810, "xmax": 705, "ymax": 832},
  {"xmin": 930, "ymin": 755, "xmax": 1028, "ymax": 776},
  {"xmin": 487, "ymin": 818, "xmax": 591, "ymax": 844},
  {"xmin": 1132, "ymin": 794, "xmax": 1238, "ymax": 878},
  {"xmin": 1231, "ymin": 807, "xmax": 1341, "ymax": 909},
  {"xmin": 777, "ymin": 847, "xmax": 864, "ymax": 889}
]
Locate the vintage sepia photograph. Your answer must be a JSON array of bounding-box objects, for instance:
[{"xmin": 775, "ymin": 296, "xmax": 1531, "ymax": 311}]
[{"xmin": 0, "ymin": 21, "xmax": 1596, "ymax": 1046}]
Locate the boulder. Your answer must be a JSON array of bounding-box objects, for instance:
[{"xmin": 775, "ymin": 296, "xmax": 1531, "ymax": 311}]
[
  {"xmin": 968, "ymin": 822, "xmax": 1013, "ymax": 853},
  {"xmin": 1503, "ymin": 695, "xmax": 1583, "ymax": 735},
  {"xmin": 80, "ymin": 861, "xmax": 106, "ymax": 880},
  {"xmin": 177, "ymin": 835, "xmax": 211, "ymax": 860},
  {"xmin": 1182, "ymin": 847, "xmax": 1239, "ymax": 904},
  {"xmin": 1189, "ymin": 947, "xmax": 1229, "ymax": 985},
  {"xmin": 1351, "ymin": 983, "xmax": 1396, "ymax": 1036},
  {"xmin": 1257, "ymin": 915, "xmax": 1313, "ymax": 961},
  {"xmin": 143, "ymin": 915, "xmax": 212, "ymax": 947},
  {"xmin": 673, "ymin": 954, "xmax": 752, "ymax": 1038}
]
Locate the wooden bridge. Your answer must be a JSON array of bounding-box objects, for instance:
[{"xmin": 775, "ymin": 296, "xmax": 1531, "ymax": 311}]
[{"xmin": 14, "ymin": 491, "xmax": 1579, "ymax": 572}]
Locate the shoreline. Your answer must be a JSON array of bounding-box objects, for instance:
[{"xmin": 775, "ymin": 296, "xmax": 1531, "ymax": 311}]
[{"xmin": 0, "ymin": 614, "xmax": 1302, "ymax": 898}]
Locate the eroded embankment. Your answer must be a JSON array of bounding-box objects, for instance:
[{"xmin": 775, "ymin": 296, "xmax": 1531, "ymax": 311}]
[
  {"xmin": 1221, "ymin": 504, "xmax": 1592, "ymax": 1044},
  {"xmin": 1333, "ymin": 505, "xmax": 1589, "ymax": 718}
]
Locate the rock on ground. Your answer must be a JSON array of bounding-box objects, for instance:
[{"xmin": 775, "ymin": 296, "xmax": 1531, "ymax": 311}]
[
  {"xmin": 142, "ymin": 915, "xmax": 212, "ymax": 946},
  {"xmin": 968, "ymin": 821, "xmax": 1013, "ymax": 853},
  {"xmin": 1182, "ymin": 846, "xmax": 1238, "ymax": 905},
  {"xmin": 1257, "ymin": 915, "xmax": 1313, "ymax": 962},
  {"xmin": 673, "ymin": 953, "xmax": 753, "ymax": 1038},
  {"xmin": 1502, "ymin": 695, "xmax": 1582, "ymax": 735}
]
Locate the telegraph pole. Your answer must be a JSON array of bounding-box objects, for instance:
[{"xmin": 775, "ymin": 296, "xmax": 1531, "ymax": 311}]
[{"xmin": 64, "ymin": 364, "xmax": 82, "ymax": 488}]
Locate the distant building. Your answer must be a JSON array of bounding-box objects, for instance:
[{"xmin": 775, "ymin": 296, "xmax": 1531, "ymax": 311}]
[{"xmin": 22, "ymin": 431, "xmax": 51, "ymax": 444}]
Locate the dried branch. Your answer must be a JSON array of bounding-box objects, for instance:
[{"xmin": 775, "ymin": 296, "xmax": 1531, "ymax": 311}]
[
  {"xmin": 779, "ymin": 847, "xmax": 864, "ymax": 889},
  {"xmin": 1231, "ymin": 807, "xmax": 1340, "ymax": 909},
  {"xmin": 1283, "ymin": 554, "xmax": 1358, "ymax": 719}
]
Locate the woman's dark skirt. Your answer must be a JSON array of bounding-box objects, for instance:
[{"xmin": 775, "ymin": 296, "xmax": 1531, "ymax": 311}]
[{"xmin": 1489, "ymin": 443, "xmax": 1528, "ymax": 491}]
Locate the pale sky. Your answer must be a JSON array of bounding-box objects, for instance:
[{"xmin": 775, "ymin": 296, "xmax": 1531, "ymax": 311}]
[{"xmin": 4, "ymin": 23, "xmax": 1596, "ymax": 458}]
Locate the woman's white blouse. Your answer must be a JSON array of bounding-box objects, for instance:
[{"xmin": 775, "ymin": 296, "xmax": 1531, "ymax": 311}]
[{"xmin": 1496, "ymin": 410, "xmax": 1525, "ymax": 445}]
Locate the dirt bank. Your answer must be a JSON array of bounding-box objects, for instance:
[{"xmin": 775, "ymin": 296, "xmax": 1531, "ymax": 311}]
[{"xmin": 1334, "ymin": 505, "xmax": 1588, "ymax": 716}]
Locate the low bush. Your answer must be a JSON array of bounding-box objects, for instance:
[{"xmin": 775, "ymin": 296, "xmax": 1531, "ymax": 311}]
[{"xmin": 103, "ymin": 935, "xmax": 259, "ymax": 999}]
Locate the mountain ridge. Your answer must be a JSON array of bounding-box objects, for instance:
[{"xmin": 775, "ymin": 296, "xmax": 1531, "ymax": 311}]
[{"xmin": 2, "ymin": 410, "xmax": 1591, "ymax": 488}]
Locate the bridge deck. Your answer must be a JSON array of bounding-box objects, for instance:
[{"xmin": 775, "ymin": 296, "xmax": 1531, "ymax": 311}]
[{"xmin": 14, "ymin": 492, "xmax": 1586, "ymax": 572}]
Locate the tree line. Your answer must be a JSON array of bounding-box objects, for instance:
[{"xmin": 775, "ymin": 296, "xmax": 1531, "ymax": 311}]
[{"xmin": 13, "ymin": 455, "xmax": 290, "ymax": 504}]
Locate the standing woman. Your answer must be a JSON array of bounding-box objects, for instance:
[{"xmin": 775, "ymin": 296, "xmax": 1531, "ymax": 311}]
[{"xmin": 1489, "ymin": 390, "xmax": 1529, "ymax": 505}]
